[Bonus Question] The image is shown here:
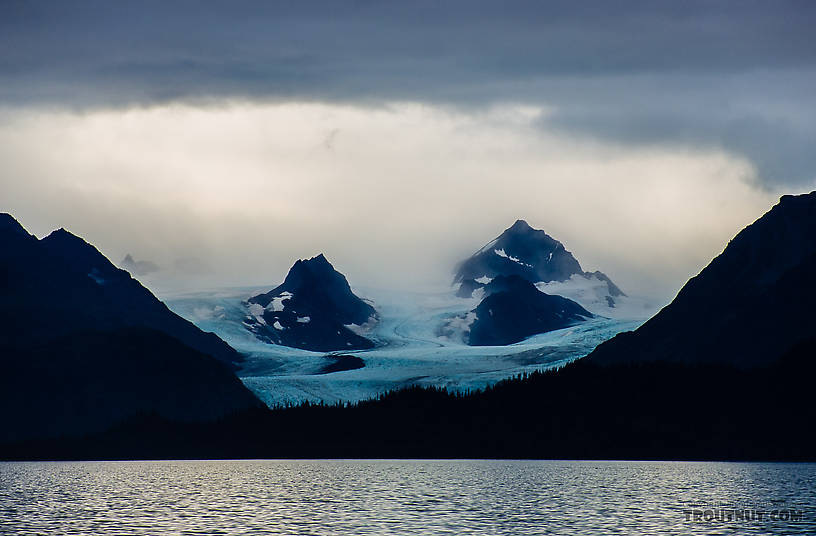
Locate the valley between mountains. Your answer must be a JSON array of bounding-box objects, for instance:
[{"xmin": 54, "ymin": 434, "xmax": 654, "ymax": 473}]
[
  {"xmin": 165, "ymin": 285, "xmax": 650, "ymax": 406},
  {"xmin": 162, "ymin": 220, "xmax": 656, "ymax": 406}
]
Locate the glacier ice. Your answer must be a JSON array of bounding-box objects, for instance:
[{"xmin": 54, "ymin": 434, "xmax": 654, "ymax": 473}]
[{"xmin": 163, "ymin": 285, "xmax": 656, "ymax": 407}]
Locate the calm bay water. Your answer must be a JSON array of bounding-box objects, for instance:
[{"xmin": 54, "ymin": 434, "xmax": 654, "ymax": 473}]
[{"xmin": 1, "ymin": 460, "xmax": 814, "ymax": 535}]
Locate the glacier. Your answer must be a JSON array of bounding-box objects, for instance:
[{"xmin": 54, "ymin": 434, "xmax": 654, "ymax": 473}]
[{"xmin": 163, "ymin": 285, "xmax": 657, "ymax": 407}]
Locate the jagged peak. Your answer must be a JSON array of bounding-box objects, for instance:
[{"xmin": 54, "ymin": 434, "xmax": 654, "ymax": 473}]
[
  {"xmin": 44, "ymin": 227, "xmax": 81, "ymax": 241},
  {"xmin": 499, "ymin": 219, "xmax": 562, "ymax": 249},
  {"xmin": 502, "ymin": 220, "xmax": 536, "ymax": 236},
  {"xmin": 506, "ymin": 219, "xmax": 533, "ymax": 233},
  {"xmin": 306, "ymin": 253, "xmax": 331, "ymax": 266},
  {"xmin": 288, "ymin": 253, "xmax": 334, "ymax": 275},
  {"xmin": 41, "ymin": 227, "xmax": 112, "ymax": 266},
  {"xmin": 278, "ymin": 253, "xmax": 347, "ymax": 290}
]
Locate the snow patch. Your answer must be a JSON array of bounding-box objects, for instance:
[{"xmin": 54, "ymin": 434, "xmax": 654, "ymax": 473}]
[
  {"xmin": 246, "ymin": 302, "xmax": 267, "ymax": 326},
  {"xmin": 494, "ymin": 248, "xmax": 532, "ymax": 267},
  {"xmin": 268, "ymin": 291, "xmax": 293, "ymax": 312},
  {"xmin": 345, "ymin": 315, "xmax": 378, "ymax": 336}
]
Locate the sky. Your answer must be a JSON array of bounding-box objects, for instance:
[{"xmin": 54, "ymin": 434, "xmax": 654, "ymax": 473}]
[{"xmin": 1, "ymin": 1, "xmax": 814, "ymax": 300}]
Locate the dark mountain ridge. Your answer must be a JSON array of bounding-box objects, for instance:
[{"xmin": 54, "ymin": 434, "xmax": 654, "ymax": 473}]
[
  {"xmin": 0, "ymin": 214, "xmax": 263, "ymax": 444},
  {"xmin": 586, "ymin": 192, "xmax": 816, "ymax": 368},
  {"xmin": 0, "ymin": 216, "xmax": 239, "ymax": 365}
]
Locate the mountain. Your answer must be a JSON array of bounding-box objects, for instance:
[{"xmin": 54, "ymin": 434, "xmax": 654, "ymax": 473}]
[
  {"xmin": 454, "ymin": 220, "xmax": 624, "ymax": 306},
  {"xmin": 443, "ymin": 275, "xmax": 593, "ymax": 346},
  {"xmin": 0, "ymin": 214, "xmax": 264, "ymax": 444},
  {"xmin": 6, "ymin": 196, "xmax": 816, "ymax": 461},
  {"xmin": 245, "ymin": 254, "xmax": 378, "ymax": 351},
  {"xmin": 120, "ymin": 253, "xmax": 159, "ymax": 276},
  {"xmin": 586, "ymin": 191, "xmax": 816, "ymax": 368},
  {"xmin": 0, "ymin": 217, "xmax": 240, "ymax": 366}
]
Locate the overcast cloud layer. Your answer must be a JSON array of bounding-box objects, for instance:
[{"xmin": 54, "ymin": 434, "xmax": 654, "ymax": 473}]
[
  {"xmin": 3, "ymin": 1, "xmax": 815, "ymax": 187},
  {"xmin": 1, "ymin": 1, "xmax": 814, "ymax": 300}
]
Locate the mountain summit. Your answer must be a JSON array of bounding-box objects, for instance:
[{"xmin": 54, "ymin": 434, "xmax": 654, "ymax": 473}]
[
  {"xmin": 0, "ymin": 220, "xmax": 240, "ymax": 365},
  {"xmin": 455, "ymin": 220, "xmax": 582, "ymax": 285},
  {"xmin": 246, "ymin": 254, "xmax": 378, "ymax": 352},
  {"xmin": 454, "ymin": 220, "xmax": 624, "ymax": 305}
]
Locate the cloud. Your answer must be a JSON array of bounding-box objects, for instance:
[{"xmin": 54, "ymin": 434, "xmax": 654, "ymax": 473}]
[
  {"xmin": 1, "ymin": 1, "xmax": 815, "ymax": 187},
  {"xmin": 539, "ymin": 70, "xmax": 816, "ymax": 187},
  {"xmin": 0, "ymin": 101, "xmax": 782, "ymax": 300}
]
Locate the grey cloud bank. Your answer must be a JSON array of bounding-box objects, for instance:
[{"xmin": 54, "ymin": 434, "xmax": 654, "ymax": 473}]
[{"xmin": 2, "ymin": 1, "xmax": 815, "ymax": 186}]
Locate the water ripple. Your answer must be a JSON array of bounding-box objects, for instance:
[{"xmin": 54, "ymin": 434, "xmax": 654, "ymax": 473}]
[{"xmin": 1, "ymin": 460, "xmax": 814, "ymax": 535}]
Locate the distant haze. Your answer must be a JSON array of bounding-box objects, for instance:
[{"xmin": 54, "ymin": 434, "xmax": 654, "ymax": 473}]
[
  {"xmin": 1, "ymin": 102, "xmax": 778, "ymax": 301},
  {"xmin": 1, "ymin": 1, "xmax": 814, "ymax": 302}
]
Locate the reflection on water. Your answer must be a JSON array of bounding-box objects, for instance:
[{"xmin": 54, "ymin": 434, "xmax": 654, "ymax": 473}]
[{"xmin": 1, "ymin": 460, "xmax": 814, "ymax": 535}]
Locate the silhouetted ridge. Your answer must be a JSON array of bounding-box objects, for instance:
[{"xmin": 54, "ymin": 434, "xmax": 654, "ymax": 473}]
[
  {"xmin": 587, "ymin": 191, "xmax": 816, "ymax": 368},
  {"xmin": 0, "ymin": 214, "xmax": 262, "ymax": 445},
  {"xmin": 0, "ymin": 213, "xmax": 31, "ymax": 238}
]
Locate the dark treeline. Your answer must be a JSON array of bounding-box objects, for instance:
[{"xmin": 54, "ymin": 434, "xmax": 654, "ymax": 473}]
[{"xmin": 3, "ymin": 339, "xmax": 814, "ymax": 462}]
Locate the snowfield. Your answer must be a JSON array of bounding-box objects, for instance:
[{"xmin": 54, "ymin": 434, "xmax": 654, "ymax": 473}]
[{"xmin": 163, "ymin": 285, "xmax": 659, "ymax": 407}]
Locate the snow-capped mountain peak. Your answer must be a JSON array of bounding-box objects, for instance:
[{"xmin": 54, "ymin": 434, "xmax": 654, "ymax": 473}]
[
  {"xmin": 454, "ymin": 220, "xmax": 624, "ymax": 309},
  {"xmin": 245, "ymin": 254, "xmax": 378, "ymax": 352}
]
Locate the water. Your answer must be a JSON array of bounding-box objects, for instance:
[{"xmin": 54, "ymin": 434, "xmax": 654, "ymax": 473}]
[{"xmin": 1, "ymin": 460, "xmax": 814, "ymax": 535}]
